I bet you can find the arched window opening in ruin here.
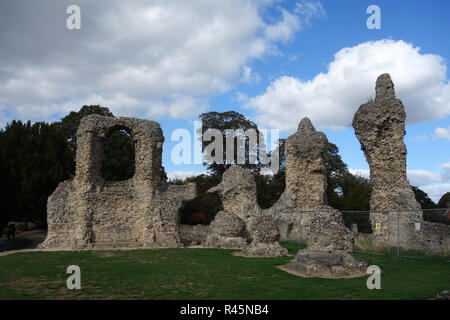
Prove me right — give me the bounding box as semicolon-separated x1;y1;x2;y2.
173;174;223;226
101;127;135;181
178;193;222;226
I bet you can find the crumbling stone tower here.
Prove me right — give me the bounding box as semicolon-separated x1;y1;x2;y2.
350;75;450;255
265;117;329;241
284;117;328;210
352;73;421;211
39;115;196;249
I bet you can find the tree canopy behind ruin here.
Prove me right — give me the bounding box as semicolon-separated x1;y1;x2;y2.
199;111;268;176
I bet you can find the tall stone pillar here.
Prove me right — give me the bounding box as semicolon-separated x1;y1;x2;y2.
352;73;420;211
284;117;329;211
265;117;329;242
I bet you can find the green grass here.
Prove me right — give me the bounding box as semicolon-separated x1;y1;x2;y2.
0;242;448;300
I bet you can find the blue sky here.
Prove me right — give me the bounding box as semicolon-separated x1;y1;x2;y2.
0;0;449;201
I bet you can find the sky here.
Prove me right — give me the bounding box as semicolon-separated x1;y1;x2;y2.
0;0;449;202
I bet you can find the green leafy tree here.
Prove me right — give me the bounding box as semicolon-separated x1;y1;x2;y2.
438;192;450;208
412;186;437;209
199;111;268;176
0;144;17;232
324;142;349;208
338;174;372;233
0;120;73;227
101;129;135;181
55;105;114;157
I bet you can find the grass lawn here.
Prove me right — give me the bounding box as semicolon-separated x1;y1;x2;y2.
0;242;448;300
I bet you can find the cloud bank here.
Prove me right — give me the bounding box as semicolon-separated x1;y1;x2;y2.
350;161;450;203
247;39;450;131
0;0;325;126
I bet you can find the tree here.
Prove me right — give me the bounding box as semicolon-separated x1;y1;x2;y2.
101;129;135;181
254;170;285;209
0;120;73;227
337;174;372;211
337;174;372;233
412;186;437;209
438;192;450;208
0;143;17;232
199;111;268;176
324;142;349;209
55;105;114;157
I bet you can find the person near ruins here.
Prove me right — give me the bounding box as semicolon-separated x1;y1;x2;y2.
7;221;16;239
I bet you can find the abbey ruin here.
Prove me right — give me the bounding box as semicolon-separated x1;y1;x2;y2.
39;115;197;249
39;73;449;271
352;74;449;255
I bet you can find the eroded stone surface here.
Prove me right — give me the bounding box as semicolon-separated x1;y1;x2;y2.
265;117;329;241
353;74;421;211
39;115;196;249
179;224;209;246
285;117;328;210
207;166;288;257
306;206;354;254
204;210;247;248
282;206;367;278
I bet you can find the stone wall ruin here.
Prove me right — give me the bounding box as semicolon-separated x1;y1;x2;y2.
206;165;288;257
39;115;196;249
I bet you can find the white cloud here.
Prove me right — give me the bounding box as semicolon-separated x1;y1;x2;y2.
435;126;450;140
349;169;370;179
241;66;261;84
0;0;324;125
167;171;207;181
407;170;443;186
295;0;326;25
441;161;450;181
350;163;450;202
264;7;302;42
263;1;325;43
350;168;444;186
420;184;450;203
247;39;450;132
407;134;431;143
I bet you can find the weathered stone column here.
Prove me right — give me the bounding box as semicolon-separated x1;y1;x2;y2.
265;117;329;242
352;73;420;211
284;117;328;210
